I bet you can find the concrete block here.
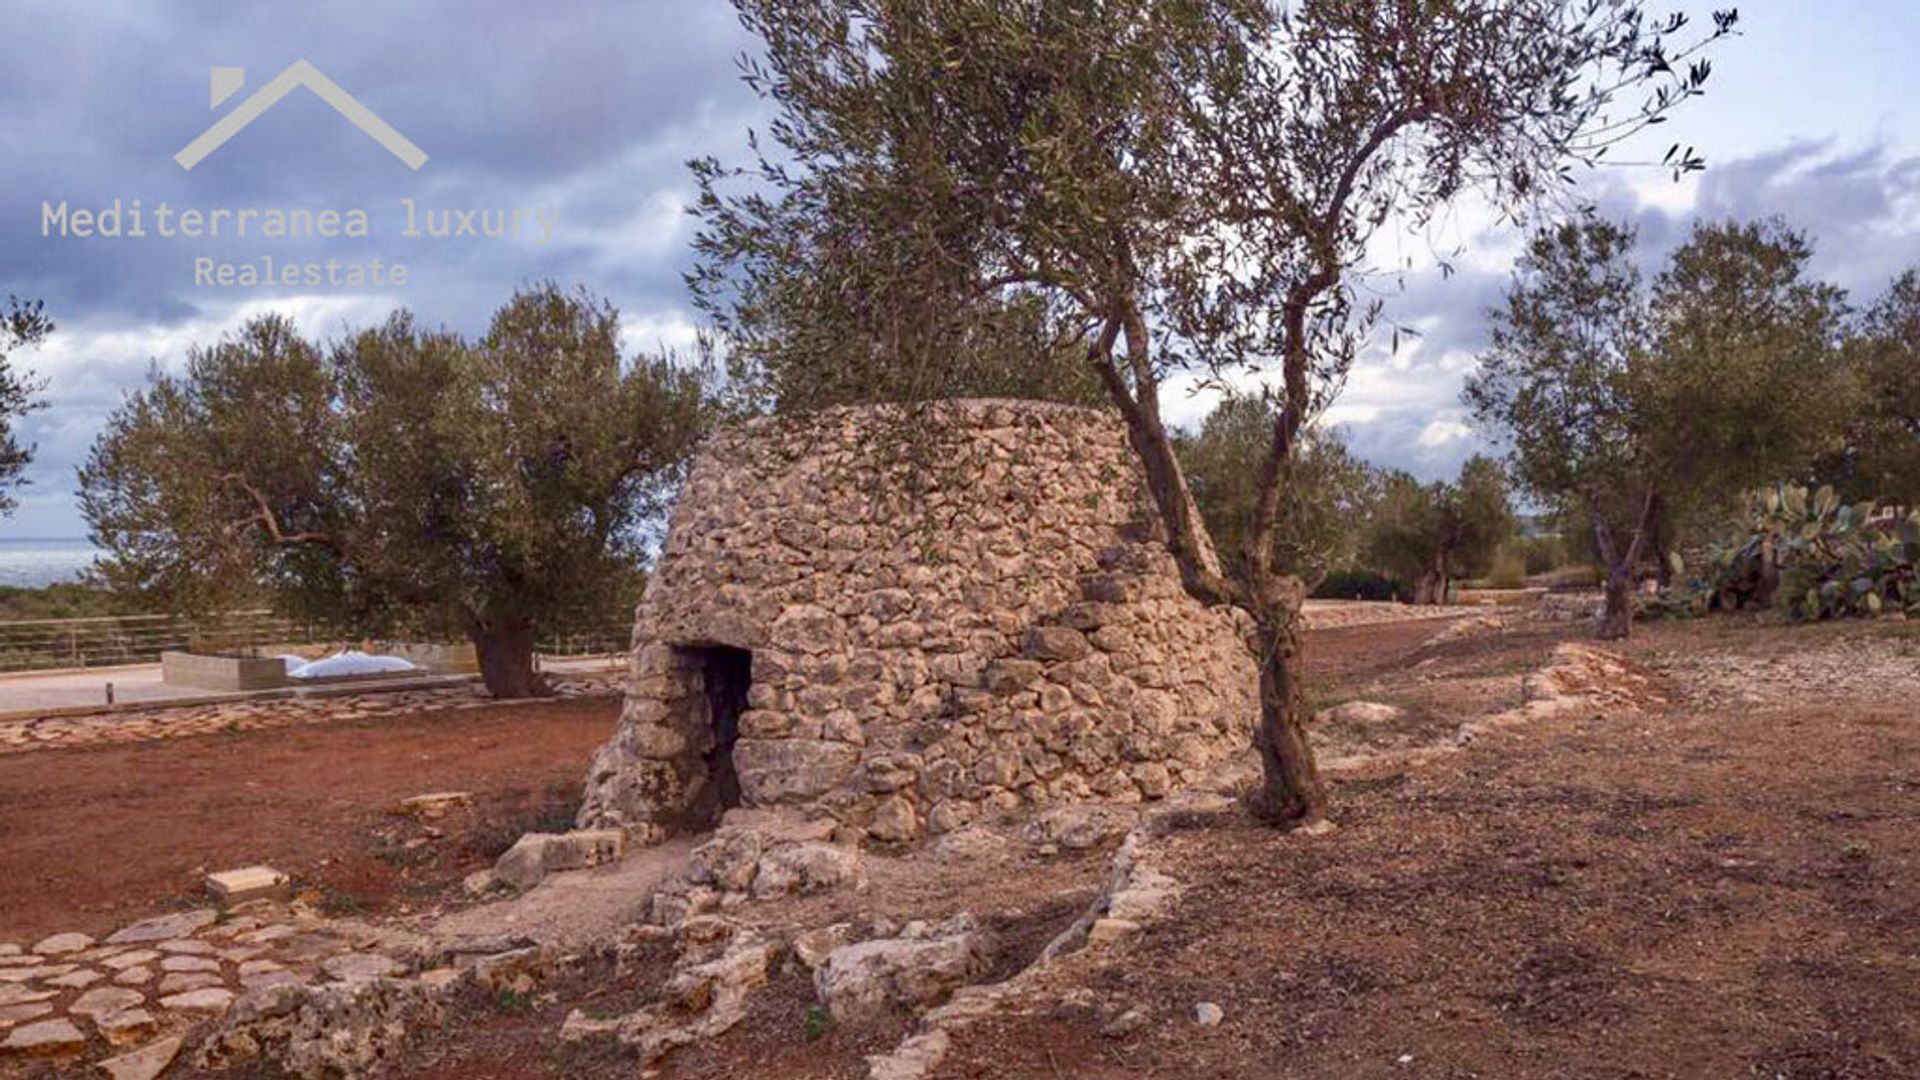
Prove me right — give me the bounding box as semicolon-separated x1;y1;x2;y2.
206;866;290;904
160;652;290;691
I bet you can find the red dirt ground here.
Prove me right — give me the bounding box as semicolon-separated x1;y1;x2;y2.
0;697;618;944
932;620;1920;1079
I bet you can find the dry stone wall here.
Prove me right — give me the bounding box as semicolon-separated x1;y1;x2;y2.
578;400;1257;845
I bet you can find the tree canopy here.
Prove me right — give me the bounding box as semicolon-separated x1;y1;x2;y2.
1364;455;1514;603
1639;217;1851;536
80;285;713;696
0;296;52;517
694;0;1734;823
1827;270;1920;510
1467;214;1848;637
1180;397;1379;589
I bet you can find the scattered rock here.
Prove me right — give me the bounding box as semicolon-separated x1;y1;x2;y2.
158;939;216;956
95;1008;161;1047
208;866;291;904
198;979;442;1079
396;791;473;817
43;968;103;988
113;967;153;987
1101;1006;1149;1038
491;829;625;891
815;916;989;1025
752;842;864;898
97;1035;182;1080
31;932;94;956
321;953;404;982
1314;701;1408;727
1194;1002;1224;1027
791;924;855;971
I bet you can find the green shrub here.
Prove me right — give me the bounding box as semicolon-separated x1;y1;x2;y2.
1669;483;1920;620
1510;535;1566;575
1313;568;1410;602
1485;549;1528;589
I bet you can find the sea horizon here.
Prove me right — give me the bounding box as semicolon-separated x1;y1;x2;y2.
0;536;100;588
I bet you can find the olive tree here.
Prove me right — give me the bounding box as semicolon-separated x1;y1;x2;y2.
81;286;711;696
1180;396;1380;590
692;0;1734;825
1468;216;1847;638
1829;270;1920;511
0;296;52;517
1365;455;1514;604
1640;218;1851;549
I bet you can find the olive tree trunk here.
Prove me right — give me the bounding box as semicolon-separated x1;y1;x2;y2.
1598;563;1635;639
1249;582;1326;823
1591;489;1658;641
1089;305;1328;829
469;617;551;699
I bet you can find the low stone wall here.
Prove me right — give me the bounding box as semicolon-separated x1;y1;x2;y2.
578;400;1259;846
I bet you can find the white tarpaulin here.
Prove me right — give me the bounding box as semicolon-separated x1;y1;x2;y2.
285;650;420;680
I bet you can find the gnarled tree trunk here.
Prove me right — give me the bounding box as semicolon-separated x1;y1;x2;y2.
1249;580;1327;825
1087;303;1327;828
1591;488;1658;642
1598;563;1635;639
469;616;551;699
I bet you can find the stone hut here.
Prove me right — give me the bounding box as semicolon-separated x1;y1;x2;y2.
577;400;1258;845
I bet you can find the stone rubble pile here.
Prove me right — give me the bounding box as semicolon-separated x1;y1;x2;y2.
0;898;557;1079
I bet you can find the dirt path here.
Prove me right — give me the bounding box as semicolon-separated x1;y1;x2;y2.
0;698;618;943
934;626;1920;1079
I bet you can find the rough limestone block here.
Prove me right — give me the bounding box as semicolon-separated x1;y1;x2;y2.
542;829;625;872
492;829;626;891
207;865;291;904
492;833;558;891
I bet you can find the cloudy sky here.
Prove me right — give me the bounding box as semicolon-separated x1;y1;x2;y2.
2;1;1915;539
